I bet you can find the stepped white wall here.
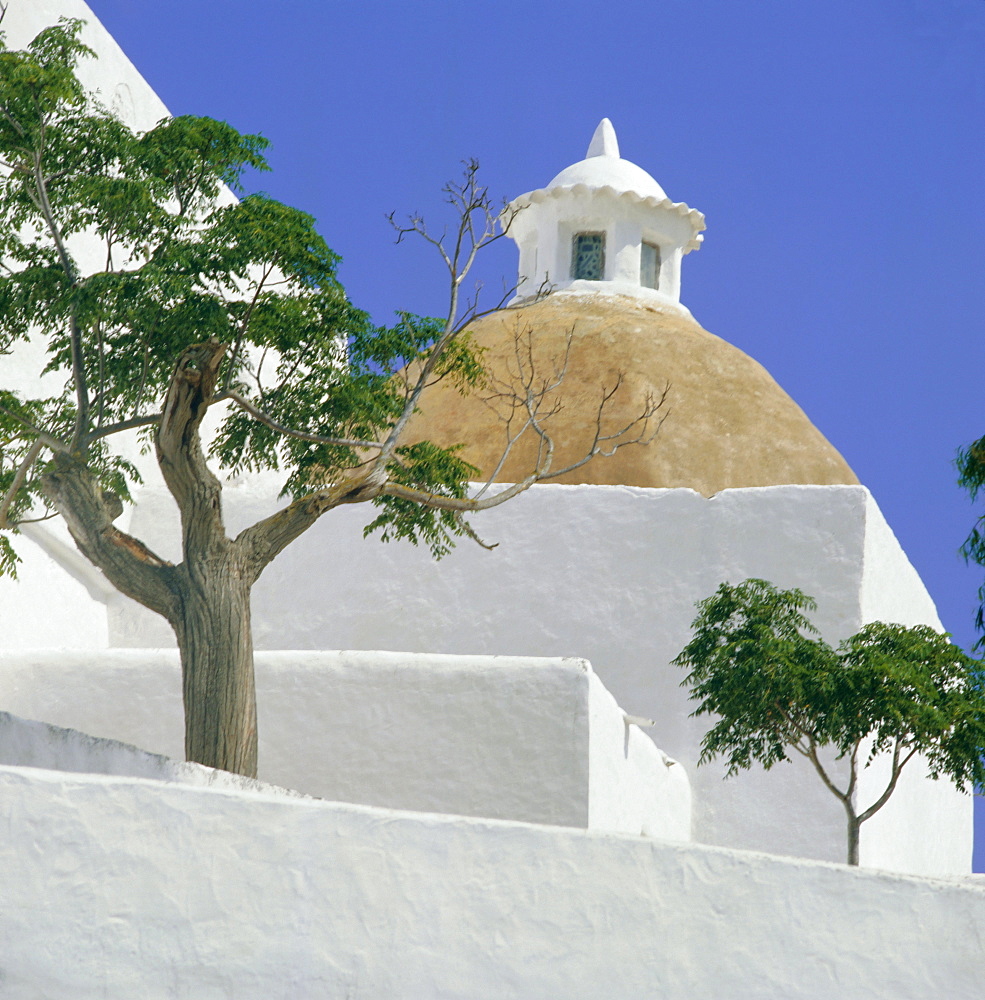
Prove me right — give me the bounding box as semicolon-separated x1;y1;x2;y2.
0;710;305;798
0;649;691;840
101;479;969;874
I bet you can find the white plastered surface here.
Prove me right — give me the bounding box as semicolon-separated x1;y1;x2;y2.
0;648;691;839
99;479;967;873
0;765;981;1000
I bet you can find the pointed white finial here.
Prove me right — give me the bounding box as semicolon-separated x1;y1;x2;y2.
586;118;619;159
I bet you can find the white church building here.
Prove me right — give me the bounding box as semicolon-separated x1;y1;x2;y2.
1;3;983;996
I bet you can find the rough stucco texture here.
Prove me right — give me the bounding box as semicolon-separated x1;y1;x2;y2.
0;766;982;1000
0;649;691;840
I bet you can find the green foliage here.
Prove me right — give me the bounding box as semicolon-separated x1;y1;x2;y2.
0;19;488;568
957;437;985;643
362;441;480;558
675;579;985;792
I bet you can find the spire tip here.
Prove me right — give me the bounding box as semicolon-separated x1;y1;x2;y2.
587;118;619;159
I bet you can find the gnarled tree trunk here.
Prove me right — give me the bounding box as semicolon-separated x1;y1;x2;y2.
174;551;257;776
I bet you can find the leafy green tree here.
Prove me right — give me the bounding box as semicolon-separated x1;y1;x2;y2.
0;22;658;776
674;578;985;865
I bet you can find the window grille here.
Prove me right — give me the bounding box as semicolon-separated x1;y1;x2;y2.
572;232;605;281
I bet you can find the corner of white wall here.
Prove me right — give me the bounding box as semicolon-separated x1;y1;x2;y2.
859;490;943;629
587;668;691;840
854;489;970;877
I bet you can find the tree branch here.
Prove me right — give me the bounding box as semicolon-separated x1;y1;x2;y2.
376;162;518;473
30;148;90;447
42;456;178;620
0;438;43;529
857;742;920;825
0;403;70;454
235;465;389;581
805;740;852;805
83;412;162;445
220;390;385;451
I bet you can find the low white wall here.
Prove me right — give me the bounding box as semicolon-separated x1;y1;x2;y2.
0;710;303;798
0;765;981;1000
0;649;690;838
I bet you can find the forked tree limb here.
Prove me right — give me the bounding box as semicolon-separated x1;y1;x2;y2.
156;339;228;560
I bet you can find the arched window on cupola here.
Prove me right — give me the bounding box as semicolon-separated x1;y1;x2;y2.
571;232;605;281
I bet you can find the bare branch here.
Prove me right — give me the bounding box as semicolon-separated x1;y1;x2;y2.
471;320;670;491
83;412;162;445
376;162;524;471
382;476;541;513
220;391;385;451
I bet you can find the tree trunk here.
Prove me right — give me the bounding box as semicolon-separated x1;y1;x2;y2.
845;806;861;866
173;558;258;778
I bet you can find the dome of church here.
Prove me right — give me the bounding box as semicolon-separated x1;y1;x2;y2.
406;295;858;496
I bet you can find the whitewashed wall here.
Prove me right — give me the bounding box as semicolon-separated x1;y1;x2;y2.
0;710;305;797
98;479;968;874
0;0;969;877
0;765;981;1000
0;523;109;649
0;648;691;840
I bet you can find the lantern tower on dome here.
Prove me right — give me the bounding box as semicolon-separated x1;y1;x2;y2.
507;119;705;308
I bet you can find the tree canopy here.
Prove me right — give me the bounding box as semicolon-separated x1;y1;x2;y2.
0;19;494;572
674;578;985;864
0;20;659;776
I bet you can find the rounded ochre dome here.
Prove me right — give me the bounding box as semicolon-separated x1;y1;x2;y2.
406;295;858;497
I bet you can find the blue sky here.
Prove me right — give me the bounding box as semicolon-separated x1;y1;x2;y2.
82;0;985;865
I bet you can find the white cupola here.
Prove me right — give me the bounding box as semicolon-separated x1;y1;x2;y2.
506;119;705;308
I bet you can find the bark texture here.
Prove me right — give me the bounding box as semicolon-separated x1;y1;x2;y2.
845;807;861;867
174;552;257;776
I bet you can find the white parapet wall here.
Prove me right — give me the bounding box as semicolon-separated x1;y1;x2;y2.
0;764;981;1000
0;648;691;841
2;481;969;874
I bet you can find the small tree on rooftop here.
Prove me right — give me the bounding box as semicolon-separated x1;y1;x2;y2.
0;20;663;777
674;578;985;865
